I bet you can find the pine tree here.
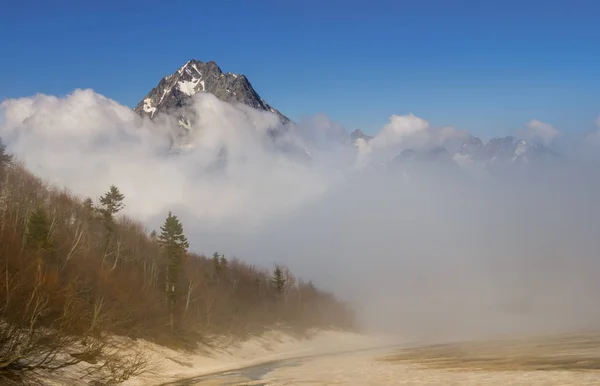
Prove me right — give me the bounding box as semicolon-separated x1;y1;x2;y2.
25;207;53;253
98;186;125;268
83;197;95;214
212;252;228;277
271;266;286;297
0;137;12;188
98;185;125;223
0;138;11;169
157;212;189;331
219;254;228;270
212;252;221;276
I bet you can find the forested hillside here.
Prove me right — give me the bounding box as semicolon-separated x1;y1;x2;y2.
0;139;354;384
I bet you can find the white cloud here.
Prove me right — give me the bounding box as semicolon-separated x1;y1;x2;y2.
0;89;334;229
427;125;471;152
520;119;560;146
355;113;430;167
356;114;469;166
371;113;430;148
3;90;600;340
292;114;348;146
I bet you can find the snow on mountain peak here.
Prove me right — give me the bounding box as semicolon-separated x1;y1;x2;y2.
515;140;530;157
134;59;289;123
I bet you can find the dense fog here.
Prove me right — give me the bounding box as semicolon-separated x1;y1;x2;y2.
2;89;600;341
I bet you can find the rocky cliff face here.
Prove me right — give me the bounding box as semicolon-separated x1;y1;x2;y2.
350;129;373;143
134;59;289;123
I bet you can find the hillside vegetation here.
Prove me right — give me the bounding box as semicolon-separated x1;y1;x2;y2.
0;139;354;384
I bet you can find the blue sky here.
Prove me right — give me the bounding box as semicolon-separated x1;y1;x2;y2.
1;0;599;137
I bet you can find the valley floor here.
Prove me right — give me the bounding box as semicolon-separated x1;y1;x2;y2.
176;332;600;386
41;330;600;385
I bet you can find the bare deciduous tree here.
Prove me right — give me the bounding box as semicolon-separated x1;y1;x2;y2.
0;152;355;383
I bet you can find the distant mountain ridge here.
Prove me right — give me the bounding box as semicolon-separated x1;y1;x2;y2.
134;59;561;174
387;136;562;178
454;135;561;169
353;129;560;171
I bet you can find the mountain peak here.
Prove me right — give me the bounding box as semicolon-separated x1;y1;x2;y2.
134;59;288;122
350;129;373;142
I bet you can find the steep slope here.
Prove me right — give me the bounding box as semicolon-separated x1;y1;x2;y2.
134;59;289;123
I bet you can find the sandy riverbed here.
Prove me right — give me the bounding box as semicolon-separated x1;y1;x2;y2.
258;332;600;385
43;330;600;385
42;329;394;385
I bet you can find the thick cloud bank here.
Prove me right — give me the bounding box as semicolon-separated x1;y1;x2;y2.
2;89;600;341
0;90;334;229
